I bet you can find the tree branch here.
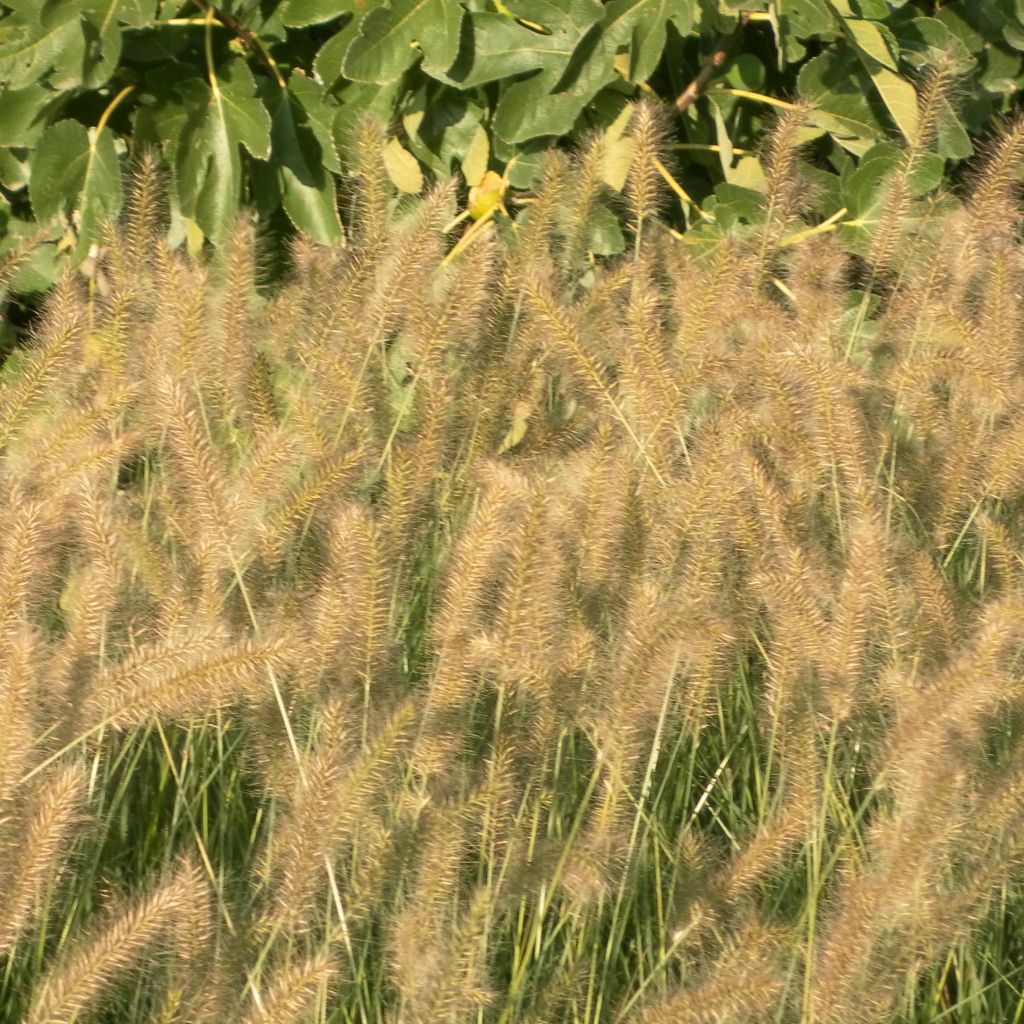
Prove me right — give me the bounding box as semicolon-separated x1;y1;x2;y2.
674;13;751;113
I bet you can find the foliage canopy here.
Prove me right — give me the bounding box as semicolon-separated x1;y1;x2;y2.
0;0;1021;314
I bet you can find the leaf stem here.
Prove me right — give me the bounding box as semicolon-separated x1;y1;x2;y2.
189;0;286;87
778;206;850;247
652;156;712;222
95;85;136;134
710;87;801;110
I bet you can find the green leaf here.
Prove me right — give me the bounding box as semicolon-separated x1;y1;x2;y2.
0;148;30;190
586;202;625;255
175;58;271;248
80;0;143;88
622;0;695;83
780;0;836;38
490;0;645;144
502;0;604;30
582;0;692;91
980;43;1022;95
261;79;345;245
29;118;122;261
117;0;158;29
343;0;463;84
30;121;89;221
865;65;918;145
0;4;82;88
283;0;369;27
0;83;52;146
401;86;485;175
933;97;972;161
331;78;404;169
844;18;898;71
896;17;976;73
850;142;944;199
494;68;613;143
710;182;766;230
312;14;364;86
287;74;342;175
440;12;573;89
798;45;889;146
851;0;887;18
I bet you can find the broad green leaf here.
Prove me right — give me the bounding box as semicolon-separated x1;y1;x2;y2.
0;5;82;88
798;45;889;144
851;142;944;199
287;74;342;173
586;201;625;255
933;97;972;161
4;234;62;293
601;135;634;190
0;148;30;190
116;0;158;29
175;58;271;247
844;18;897;71
866;65;918;145
401;86;484;175
343;0;463;84
490;0;646;144
494;69;612;143
313;14;364;85
80;0;142;87
710;182;766;230
623;0;696;83
29;121;88;220
502;0;604;31
1003;21;1024;49
331;78;403;168
0;83;52;146
780;0;836;40
261;79;344;245
503;144;550;188
981;44;1022;95
576;0;693;93
710;99;733;178
896;17;976;73
439;12;574;89
851;0;887;17
133;82;191;165
283;0;370;27
29;119;122;261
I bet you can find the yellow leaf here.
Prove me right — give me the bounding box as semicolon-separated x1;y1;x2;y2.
468;170;505;221
383;138;423;194
185;217;204;259
461;124;490;188
601;136;634;191
605;102;634;142
498;399;534;453
728;156;767;191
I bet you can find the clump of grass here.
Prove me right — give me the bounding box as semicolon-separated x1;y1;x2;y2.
2;104;1024;1024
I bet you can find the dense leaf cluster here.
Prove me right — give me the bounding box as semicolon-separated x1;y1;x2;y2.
0;1;1020;311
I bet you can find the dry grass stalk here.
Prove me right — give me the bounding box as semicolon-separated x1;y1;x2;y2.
3;116;1024;1024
